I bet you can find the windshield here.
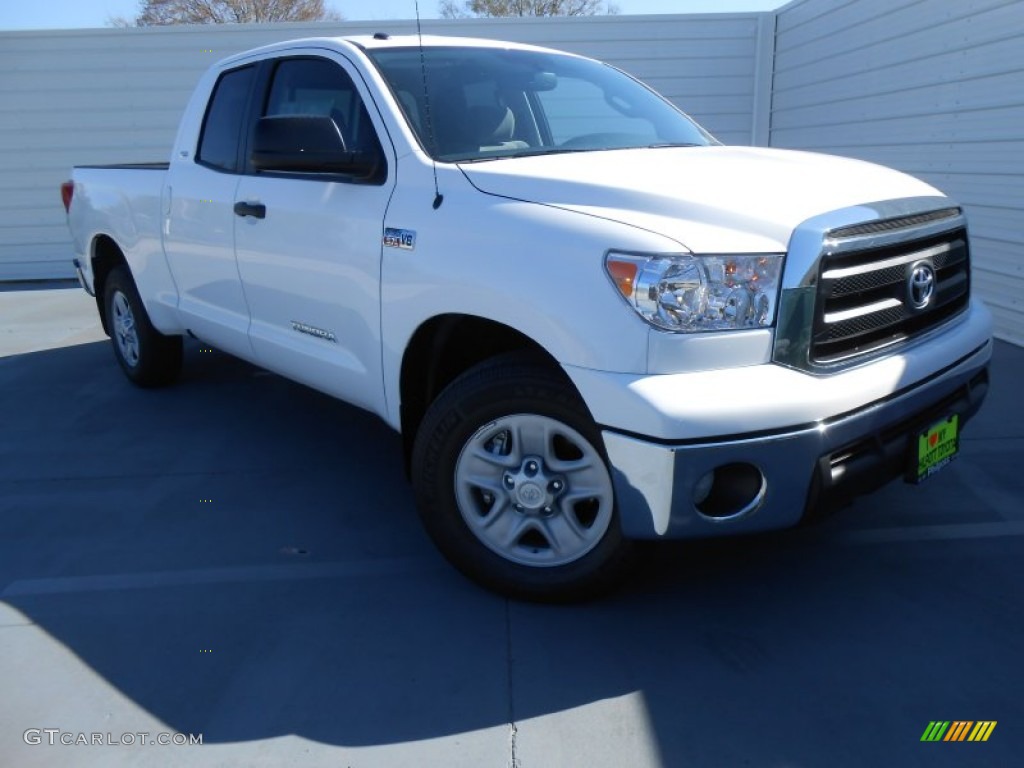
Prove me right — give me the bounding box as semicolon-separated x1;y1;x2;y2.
367;46;714;162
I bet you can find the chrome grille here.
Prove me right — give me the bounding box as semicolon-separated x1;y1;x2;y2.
810;227;970;364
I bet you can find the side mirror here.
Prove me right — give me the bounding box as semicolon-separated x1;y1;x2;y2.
251;115;377;176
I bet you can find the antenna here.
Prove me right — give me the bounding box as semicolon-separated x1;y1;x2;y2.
415;0;443;209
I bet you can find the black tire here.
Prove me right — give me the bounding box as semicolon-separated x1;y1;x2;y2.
411;356;635;602
103;266;182;387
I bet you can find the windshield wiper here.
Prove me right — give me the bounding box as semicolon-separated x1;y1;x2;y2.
458;147;591;163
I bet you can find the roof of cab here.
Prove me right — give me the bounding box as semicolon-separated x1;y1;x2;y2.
215;34;576;68
346;34;564;53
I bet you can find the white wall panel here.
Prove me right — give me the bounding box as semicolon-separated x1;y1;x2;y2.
771;0;1024;345
0;13;767;281
2;3;1019;345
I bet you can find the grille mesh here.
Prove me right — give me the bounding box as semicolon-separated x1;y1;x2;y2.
826;306;906;340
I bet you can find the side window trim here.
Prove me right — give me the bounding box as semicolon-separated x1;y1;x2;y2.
236;59;274;178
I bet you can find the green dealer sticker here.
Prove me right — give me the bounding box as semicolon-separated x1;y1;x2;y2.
915;414;960;483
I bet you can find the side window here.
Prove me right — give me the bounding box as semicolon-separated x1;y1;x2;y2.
264;57;384;172
196;66;255;172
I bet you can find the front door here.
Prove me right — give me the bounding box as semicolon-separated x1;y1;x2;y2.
233;55;394;415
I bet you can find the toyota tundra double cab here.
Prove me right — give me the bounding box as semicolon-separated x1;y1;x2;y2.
62;34;992;600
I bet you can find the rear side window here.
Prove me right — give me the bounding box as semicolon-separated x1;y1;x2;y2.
197;66;255;172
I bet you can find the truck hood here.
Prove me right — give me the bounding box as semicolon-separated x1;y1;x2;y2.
459;146;943;253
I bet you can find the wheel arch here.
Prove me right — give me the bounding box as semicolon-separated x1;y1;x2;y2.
91;234;129;336
398;314;585;472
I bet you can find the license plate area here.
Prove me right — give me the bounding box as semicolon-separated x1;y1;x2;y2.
908;413;959;484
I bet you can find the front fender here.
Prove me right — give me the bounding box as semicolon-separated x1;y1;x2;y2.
379;163;680;430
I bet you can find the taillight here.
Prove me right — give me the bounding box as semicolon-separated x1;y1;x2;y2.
61;181;74;213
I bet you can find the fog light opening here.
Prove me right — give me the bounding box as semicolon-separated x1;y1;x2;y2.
693;471;715;505
694;463;766;522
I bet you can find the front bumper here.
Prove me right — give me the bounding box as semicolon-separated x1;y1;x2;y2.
586;309;993;539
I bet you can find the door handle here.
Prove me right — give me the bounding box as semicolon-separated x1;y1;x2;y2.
233;201;266;219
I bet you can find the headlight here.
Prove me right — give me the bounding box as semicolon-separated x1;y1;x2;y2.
605;251;784;332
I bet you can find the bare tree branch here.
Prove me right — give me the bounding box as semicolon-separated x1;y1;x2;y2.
118;0;341;26
439;0;616;18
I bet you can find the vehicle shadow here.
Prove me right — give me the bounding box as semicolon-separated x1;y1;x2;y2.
1;338;1022;765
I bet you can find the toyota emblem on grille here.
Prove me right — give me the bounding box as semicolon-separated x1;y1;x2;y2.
908;263;936;310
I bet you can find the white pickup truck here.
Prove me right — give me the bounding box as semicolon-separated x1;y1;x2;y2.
63;34;992;600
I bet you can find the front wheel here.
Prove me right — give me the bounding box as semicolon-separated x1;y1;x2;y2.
411;357;634;601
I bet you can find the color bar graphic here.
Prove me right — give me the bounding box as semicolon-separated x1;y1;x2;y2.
944;721;972;741
921;720;996;742
921;721;949;741
968;722;997;742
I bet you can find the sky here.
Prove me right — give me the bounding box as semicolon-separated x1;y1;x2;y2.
0;0;786;30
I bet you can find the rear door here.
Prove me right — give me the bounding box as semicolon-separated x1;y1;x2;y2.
233;54;395;414
163;64;256;358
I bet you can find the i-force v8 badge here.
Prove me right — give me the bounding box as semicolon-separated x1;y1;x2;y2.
383;227;416;250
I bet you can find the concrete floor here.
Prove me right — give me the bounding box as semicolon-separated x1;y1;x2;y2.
1;284;1022;767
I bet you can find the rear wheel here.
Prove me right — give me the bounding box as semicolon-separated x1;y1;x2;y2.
412;356;634;601
104;266;182;387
